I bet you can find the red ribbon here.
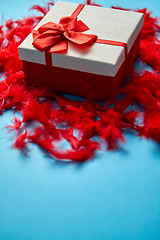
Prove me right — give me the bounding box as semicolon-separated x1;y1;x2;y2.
32;16;97;53
32;4;127;65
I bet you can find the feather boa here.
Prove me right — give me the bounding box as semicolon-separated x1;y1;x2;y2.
0;0;160;161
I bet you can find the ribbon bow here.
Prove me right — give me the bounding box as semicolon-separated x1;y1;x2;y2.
32;16;98;53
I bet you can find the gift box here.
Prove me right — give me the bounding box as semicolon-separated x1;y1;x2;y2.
18;1;144;101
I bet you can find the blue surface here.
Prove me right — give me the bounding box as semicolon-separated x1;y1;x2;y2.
1;1;160;240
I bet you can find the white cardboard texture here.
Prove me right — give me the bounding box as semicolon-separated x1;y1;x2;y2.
18;1;144;77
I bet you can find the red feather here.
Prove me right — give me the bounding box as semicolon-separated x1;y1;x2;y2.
0;0;160;161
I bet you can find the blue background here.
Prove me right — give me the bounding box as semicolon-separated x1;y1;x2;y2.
0;1;160;240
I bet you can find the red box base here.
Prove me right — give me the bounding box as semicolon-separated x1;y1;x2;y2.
22;33;140;101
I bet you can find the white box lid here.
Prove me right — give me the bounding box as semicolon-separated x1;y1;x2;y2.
18;1;144;77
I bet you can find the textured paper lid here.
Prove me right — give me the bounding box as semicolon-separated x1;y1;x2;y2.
18;1;144;77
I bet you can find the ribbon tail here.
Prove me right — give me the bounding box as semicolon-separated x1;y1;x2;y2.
59;16;77;25
64;31;97;45
72;20;89;32
48;40;68;53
